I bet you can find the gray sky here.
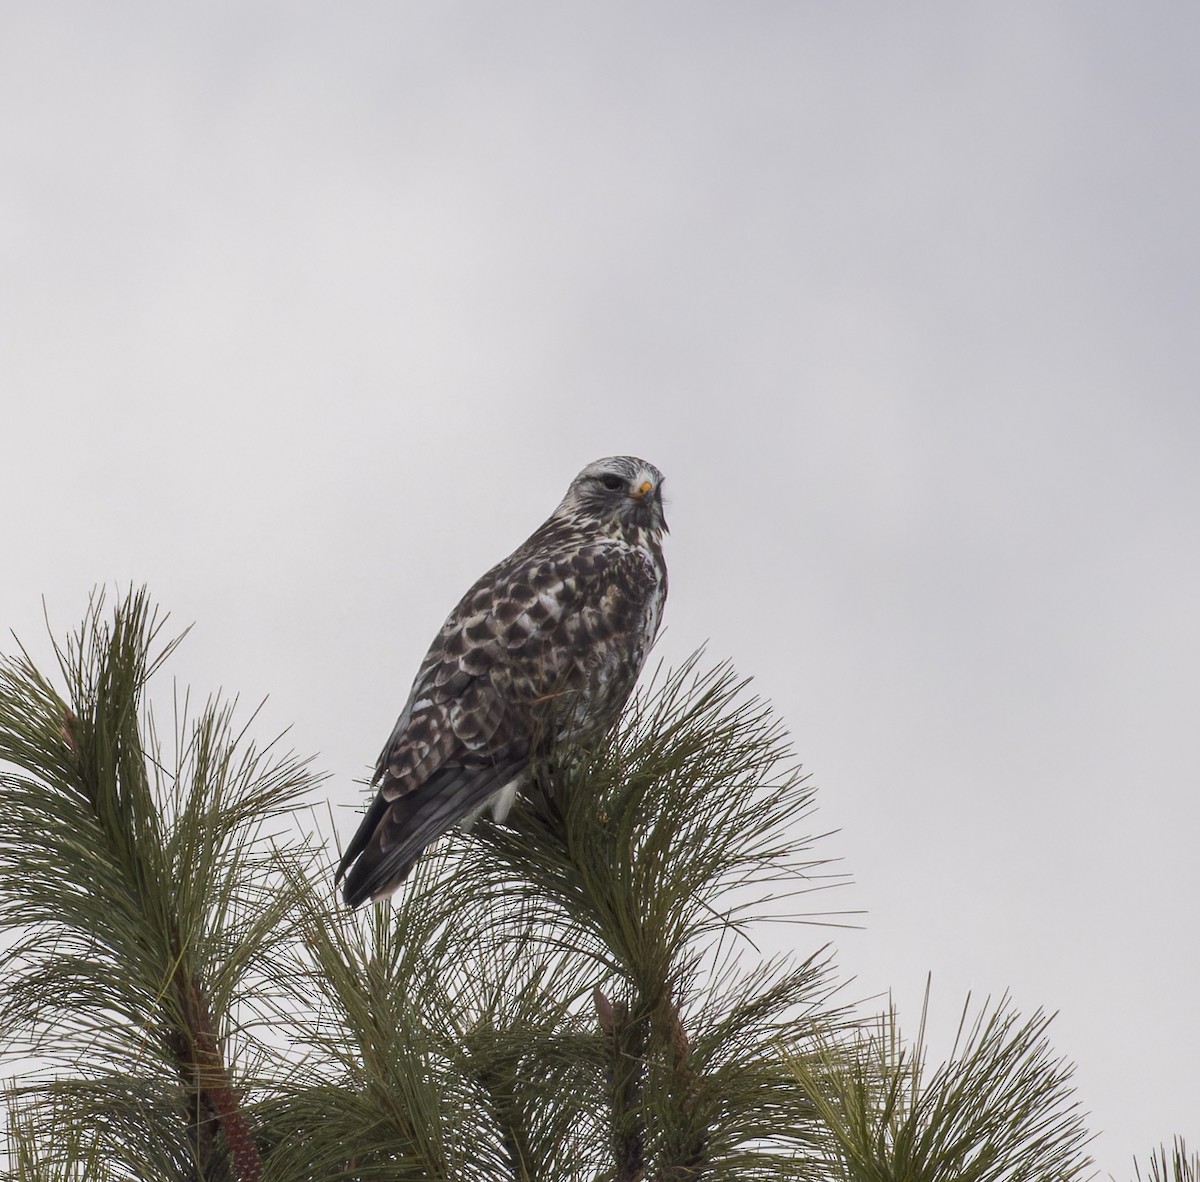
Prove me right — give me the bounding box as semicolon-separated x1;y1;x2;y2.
3;3;1197;1173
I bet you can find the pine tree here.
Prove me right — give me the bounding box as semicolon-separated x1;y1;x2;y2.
0;588;1148;1181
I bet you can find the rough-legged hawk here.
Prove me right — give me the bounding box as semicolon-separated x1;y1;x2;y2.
336;455;669;906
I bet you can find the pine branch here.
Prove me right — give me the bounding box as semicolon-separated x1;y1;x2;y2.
786;985;1095;1182
1134;1138;1198;1182
165;963;259;1182
254;860;493;1180
595;986;647;1182
455;656;843;1179
0;589;319;1180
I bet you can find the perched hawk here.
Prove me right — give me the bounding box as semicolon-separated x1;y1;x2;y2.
336;455;669;907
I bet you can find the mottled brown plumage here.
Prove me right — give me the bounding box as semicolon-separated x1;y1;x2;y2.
336;456;668;906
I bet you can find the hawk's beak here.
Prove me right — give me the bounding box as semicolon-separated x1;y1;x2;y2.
631;478;668;532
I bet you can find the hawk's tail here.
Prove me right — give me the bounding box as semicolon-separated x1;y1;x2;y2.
336;760;525;907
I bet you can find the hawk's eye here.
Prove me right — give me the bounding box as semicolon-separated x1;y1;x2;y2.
599;473;625;491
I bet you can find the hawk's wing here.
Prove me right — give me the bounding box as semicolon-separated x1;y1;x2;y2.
336;527;663;905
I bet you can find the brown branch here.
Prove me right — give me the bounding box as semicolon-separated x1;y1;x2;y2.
169;967;261;1182
476;1056;534;1182
596;985;647;1182
657;994;708;1182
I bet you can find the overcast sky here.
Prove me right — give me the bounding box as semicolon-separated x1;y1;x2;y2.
3;3;1197;1174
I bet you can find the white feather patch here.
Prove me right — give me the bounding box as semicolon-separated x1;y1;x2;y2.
457;772;525;830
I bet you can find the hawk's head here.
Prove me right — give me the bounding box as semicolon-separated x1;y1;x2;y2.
557;455;668;536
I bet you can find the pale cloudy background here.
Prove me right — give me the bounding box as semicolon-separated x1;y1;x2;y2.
2;3;1197;1174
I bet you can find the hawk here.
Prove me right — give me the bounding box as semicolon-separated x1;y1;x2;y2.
336;455;669;907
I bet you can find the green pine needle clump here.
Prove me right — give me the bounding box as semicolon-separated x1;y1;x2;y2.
786;983;1095;1182
0;590;320;1180
1135;1139;1198;1182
